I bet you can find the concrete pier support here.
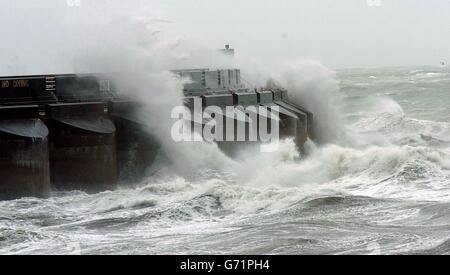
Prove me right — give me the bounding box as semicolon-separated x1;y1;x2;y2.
271;90;313;149
275;100;309;148
0;72;314;200
201;94;253;157
0;106;50;200
108;100;160;183
46;102;117;192
273;106;299;142
278;89;314;140
217;92;261;157
189;92;311;155
259;90;298;146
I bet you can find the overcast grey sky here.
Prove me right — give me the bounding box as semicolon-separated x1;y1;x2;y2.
0;0;449;74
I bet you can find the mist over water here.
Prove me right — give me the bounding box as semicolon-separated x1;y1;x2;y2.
273;61;348;145
1;3;450;255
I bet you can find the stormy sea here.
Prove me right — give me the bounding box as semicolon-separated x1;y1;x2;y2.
1;66;449;255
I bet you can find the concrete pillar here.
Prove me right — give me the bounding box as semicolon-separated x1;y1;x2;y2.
46;102;117;192
275;101;309;148
108;100;160;183
0;105;50;200
269;90;312;149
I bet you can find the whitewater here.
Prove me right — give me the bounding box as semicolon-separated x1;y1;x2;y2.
0;65;449;255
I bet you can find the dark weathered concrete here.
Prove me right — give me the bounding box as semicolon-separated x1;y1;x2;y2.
0;105;50;200
275;101;309;148
108;100;160;183
46;103;117;192
0;133;50;200
232;92;258;106
0;73;314;200
202;94;234;107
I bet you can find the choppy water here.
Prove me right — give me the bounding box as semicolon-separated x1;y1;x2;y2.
1;66;449;255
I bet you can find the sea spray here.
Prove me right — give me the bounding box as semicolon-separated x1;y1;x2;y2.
93;18;238;176
272;61;348;145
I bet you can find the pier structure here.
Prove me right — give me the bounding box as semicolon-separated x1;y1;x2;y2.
0;70;313;200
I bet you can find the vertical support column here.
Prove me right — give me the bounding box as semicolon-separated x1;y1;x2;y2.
108;100;160;183
271;90;311;149
46;102;117;192
0;105;50;200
